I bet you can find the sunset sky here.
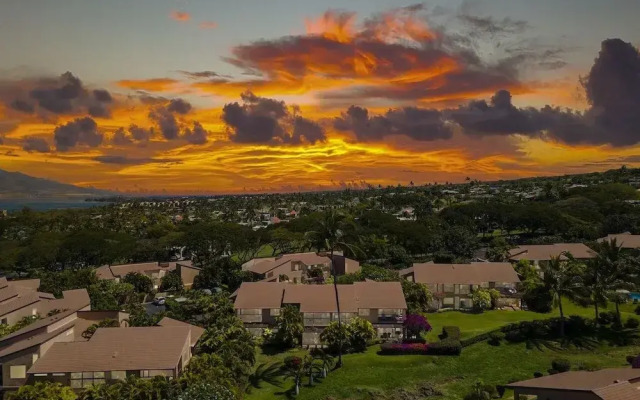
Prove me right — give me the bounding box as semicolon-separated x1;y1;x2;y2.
1;0;640;194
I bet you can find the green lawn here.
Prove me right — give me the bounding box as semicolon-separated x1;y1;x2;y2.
248;301;640;400
425;300;637;341
248;342;640;400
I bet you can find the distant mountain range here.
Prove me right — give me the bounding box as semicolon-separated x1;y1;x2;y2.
0;169;114;199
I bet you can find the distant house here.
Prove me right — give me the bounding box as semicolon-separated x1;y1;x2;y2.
400;262;520;309
505;368;640;400
0;294;108;394
96;261;201;290
233;281;406;345
27;325;197;389
241;252;360;283
0;277;90;326
599;232;640;249
508;243;596;266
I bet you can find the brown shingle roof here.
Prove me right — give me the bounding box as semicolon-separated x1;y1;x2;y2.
403;262;520;285
0;308;78;345
594;382;640;400
0;323;75;359
599;233;640;249
28;326;191;374
506;368;640;391
508;243;596;261
244;252;330;275
158;317;204;347
234;281;407;312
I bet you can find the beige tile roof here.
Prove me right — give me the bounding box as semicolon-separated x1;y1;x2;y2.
506;368;640;391
158;317;204;347
508;243;596;261
28;326;191;373
234;281;406;313
600;233;640;249
403;262;520;285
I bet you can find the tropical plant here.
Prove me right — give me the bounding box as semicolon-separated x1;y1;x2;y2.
81;318;120;339
305;210;360;367
9;382;77;400
470;288;492;311
320;320;349;354
121;271;153;294
541;254;583;336
245;362;284;393
159;270;183;292
401;280;433;314
274;305;303;348
177;383;235;400
347;317;376;352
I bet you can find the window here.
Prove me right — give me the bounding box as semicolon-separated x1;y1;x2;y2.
358;308;370;316
10;365;26;379
459;285;470;295
270;308;280;316
71;371;105;388
443;284;455;293
443;297;454;306
141;370;150;378
111;371;126;381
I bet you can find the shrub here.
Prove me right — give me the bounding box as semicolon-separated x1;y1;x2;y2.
575;361;599;371
403;337;427;344
379;342;429;355
626;355;638;365
283;356;302;371
533;371;544;378
439;326;461;340
404;314;432;338
625;317;640;329
635;305;640;315
426;339;462;355
522;285;553;313
551;358;571;373
348;317;376;352
598;311;616;325
470;289;492;311
320;321;349;354
488;331;505;346
547;369;559;375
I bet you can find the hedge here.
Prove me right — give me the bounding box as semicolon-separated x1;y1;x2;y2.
402;337;427;344
426;339;462;355
380;342;429;355
439;326;461;340
379;340;462;356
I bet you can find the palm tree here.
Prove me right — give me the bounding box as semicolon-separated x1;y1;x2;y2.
592;238;635;325
541;253;583;337
305;210;360;367
245;362;284;394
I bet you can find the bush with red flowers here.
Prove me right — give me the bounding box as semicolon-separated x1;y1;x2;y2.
379;342;429;355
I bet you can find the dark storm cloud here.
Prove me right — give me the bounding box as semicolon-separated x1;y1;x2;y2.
149;107;180;140
166;98;192;114
222;91;326;144
93;89;113;102
53;117;103;152
445;39;640;147
182;121;209;145
10;99;35;113
22;137;51;153
111;124;154;146
334;105;452;142
0;72;116;119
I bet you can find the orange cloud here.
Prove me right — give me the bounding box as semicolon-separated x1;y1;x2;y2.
170;10;190;22
116;78;179;92
199;21;218;30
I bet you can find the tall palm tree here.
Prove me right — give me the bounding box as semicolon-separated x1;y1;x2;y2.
541;253;583;337
594;238;635;324
305;211;359;367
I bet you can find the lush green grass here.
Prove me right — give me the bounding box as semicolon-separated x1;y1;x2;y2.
248;301;640;399
426;300;637;341
248;342;640;400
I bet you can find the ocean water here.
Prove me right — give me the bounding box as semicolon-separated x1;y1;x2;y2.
0;200;108;212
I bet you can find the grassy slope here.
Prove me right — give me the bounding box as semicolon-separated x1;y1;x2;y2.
248;301;640;399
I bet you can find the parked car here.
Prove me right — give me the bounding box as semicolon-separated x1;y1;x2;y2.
153;297;166;306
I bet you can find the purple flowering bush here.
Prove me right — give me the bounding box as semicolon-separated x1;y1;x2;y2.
404;314;432;338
